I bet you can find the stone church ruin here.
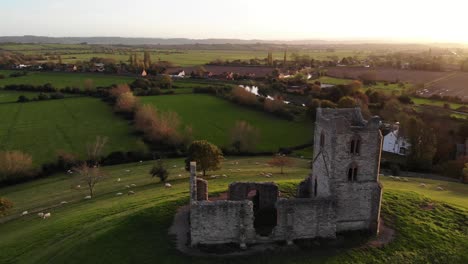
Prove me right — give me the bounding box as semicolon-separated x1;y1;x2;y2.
188;108;383;248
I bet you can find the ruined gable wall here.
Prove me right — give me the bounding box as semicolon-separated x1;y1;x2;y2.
274;198;336;240
228;182;278;209
190;200;255;245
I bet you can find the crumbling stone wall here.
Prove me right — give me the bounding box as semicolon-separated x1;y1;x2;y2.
190;200;255;246
196;178;208;201
274;198;336;241
228;182;278;209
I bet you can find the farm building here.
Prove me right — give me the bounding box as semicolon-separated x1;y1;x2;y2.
382;123;410;156
188;108;383;248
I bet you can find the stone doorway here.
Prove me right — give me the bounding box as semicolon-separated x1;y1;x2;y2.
248;189;277;236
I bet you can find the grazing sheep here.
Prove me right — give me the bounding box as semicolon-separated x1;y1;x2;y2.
165;183;172;188
60;201;68;204
128;191;135;195
419;183;426;188
178;174;182;177
76;185;81;189
222;174;227;178
173;165;177;168
125;169;131;172
43;213;51;219
37;212;44;218
210;175;218;179
255;162;260;165
437;186;444;191
117;178;121;182
139;160;143;163
84;195;92;199
389;176;395;179
403;178;409;182
125;185;130;188
395;177;401;181
21;211;28;216
237;169;241;171
265;175;271;178
130;184;136;187
116;192;123;196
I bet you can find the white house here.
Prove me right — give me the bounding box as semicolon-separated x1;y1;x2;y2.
170;70;185;78
382;124;411;156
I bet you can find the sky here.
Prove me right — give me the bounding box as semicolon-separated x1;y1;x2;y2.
0;0;467;43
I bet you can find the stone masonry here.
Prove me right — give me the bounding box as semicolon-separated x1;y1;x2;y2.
189;107;383;247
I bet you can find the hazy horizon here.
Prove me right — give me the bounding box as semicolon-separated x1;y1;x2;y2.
1;0;468;44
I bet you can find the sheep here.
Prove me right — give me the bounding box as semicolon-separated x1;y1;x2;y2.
84;195;92;199
255;162;260;165
125;185;130;188
139;160;143;163
21;211;28;216
76;185;81;189
173;165;177;168
210;175;218;179
125;169;131;173
130;184;136;187
395;176;401;181
403;178;409;182
437;186;444;191
178;174;182;177
419;183;426;188
116;192;123;196
43;213;51;219
389;176;395;179
222;174;227;178
128;191;135;195
37;212;44;218
117;178;121;182
165;183;172;188
60;201;68;204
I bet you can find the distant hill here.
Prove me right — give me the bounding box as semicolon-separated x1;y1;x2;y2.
0;35;335;45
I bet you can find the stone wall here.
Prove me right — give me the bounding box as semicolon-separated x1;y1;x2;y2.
274;198;336;240
196;178;208;201
228;182;278;210
190;200;255;246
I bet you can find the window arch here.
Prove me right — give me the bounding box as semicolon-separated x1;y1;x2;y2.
350;135;361;155
347;163;358;182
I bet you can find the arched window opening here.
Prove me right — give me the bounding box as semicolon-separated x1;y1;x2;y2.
347;164;358;182
350;136;361;155
320;132;325;149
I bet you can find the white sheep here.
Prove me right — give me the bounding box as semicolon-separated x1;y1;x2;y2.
165;183;172;188
419;183;426;188
84;195;92;199
117;178;121;182
403;178;409;182
116;192;123;196
139;160;143;163
130;184;136;187
437;186;444;191
395;177;401;181
76;185;81;189
60;201;68;204
128;191;135;195
389;176;395;179
21;211;28;216
173;165;177;168
38;212;44;218
222;174;227;178
125;185;130;188
125;169;131;172
43;213;51;219
178;174;182;177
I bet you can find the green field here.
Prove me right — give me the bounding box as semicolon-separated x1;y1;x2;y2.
140;94;313;151
411;97;467;109
0;97;143;165
0;70;135;89
1;43;372;67
0;157;466;263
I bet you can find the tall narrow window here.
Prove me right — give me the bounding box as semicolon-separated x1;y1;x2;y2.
314;178;318;197
350;136;361;155
347;163;358;182
320;132;325;149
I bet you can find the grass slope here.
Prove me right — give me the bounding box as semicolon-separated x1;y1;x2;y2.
0;97;143;165
0;157;466;263
0;70;135;89
140;94;313;152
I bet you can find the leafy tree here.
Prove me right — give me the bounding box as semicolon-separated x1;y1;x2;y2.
185;140;223;176
150;160;169;182
337;96;357;108
405;117;437;170
0;197;13;216
268;154;294;174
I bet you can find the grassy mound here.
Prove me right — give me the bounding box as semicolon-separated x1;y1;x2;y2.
0;97;143;164
0;157;466;263
140;94;313;152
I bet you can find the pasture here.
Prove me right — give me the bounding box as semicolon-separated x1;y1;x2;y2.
140;94;313;152
0;97;143;165
0;157;466;263
0;70;135;89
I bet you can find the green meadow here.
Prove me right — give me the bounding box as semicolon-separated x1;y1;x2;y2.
140;94;313;151
0;97;143;165
0;157;466;263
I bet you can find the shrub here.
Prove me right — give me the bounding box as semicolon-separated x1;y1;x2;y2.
231;86;258;106
0;151;35;184
0;197;14;216
337;96;357;108
114;92;138;113
17;95;29;103
150;160;169;182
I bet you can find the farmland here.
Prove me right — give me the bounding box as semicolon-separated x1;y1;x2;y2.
0;70;135;89
0;97;143;165
0;157;466;263
140;94;313;152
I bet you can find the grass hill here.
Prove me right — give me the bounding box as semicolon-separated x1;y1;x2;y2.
0;157;466;263
140;94;313;152
0;96;143;165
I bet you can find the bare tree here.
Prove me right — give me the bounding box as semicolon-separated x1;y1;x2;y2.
87;136;108;166
74;163;104;197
